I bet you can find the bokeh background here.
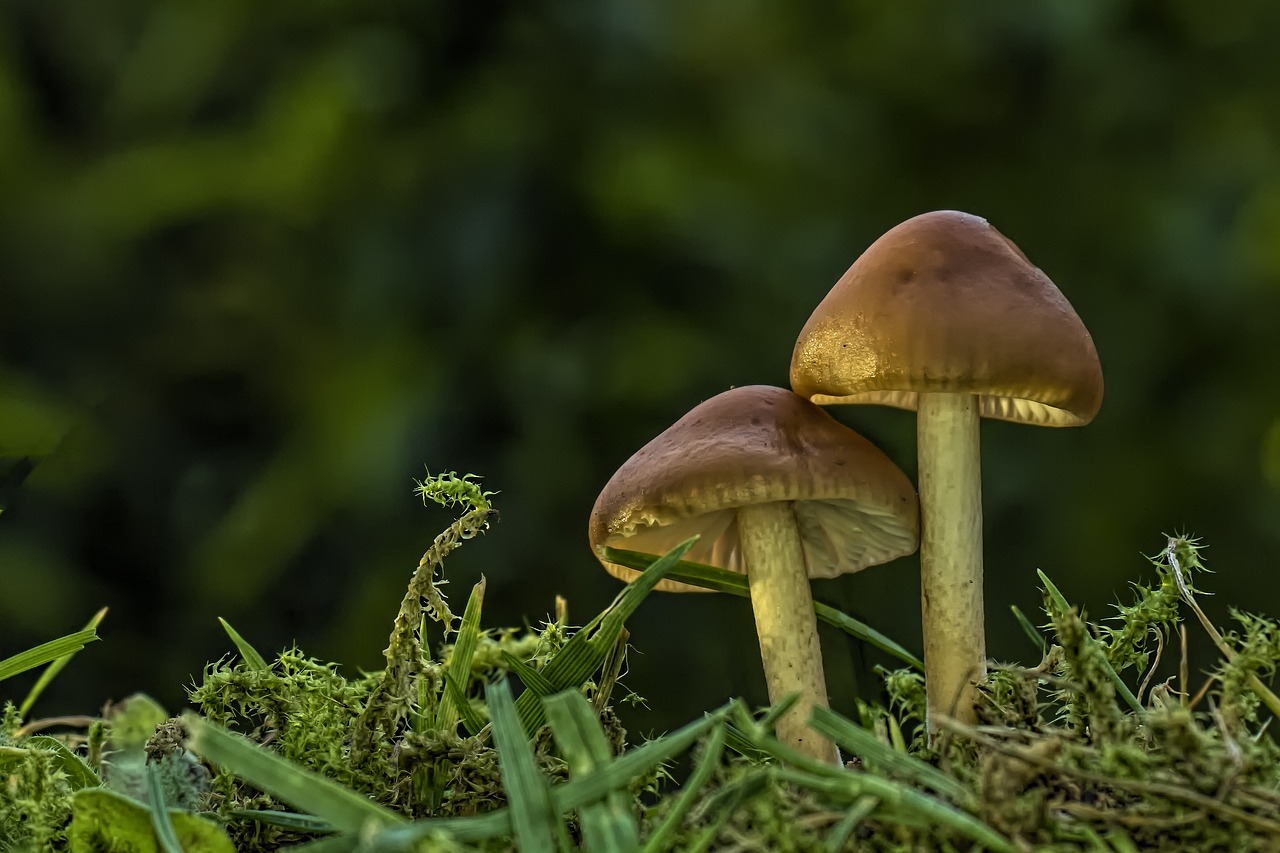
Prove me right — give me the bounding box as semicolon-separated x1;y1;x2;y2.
3;1;1280;738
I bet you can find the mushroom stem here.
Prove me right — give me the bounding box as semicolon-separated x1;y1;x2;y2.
917;392;986;733
737;501;840;764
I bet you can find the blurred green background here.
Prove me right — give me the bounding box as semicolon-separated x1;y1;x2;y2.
3;1;1279;737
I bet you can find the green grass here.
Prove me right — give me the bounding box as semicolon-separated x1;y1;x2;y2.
5;477;1280;851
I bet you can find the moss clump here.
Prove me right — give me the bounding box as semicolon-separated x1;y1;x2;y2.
639;537;1280;851
0;729;77;851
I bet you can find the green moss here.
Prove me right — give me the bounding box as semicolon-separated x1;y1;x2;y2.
9;490;1280;853
1;741;75;850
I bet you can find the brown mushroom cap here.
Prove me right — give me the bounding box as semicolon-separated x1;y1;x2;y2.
790;210;1103;426
589;385;920;592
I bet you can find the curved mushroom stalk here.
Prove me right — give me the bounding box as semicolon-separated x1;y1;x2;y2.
738;501;839;764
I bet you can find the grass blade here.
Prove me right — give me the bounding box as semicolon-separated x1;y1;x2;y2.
231;809;335;834
593;627;629;713
720;723;770;762
772;765;1014;852
0;628;99;684
183;714;403;834
1037;570;1144;715
807;706;969;805
367;812;512;849
443;671;486;736
486;678;558;853
280;836;359;853
555;704;728;812
146;764;185;853
544;690;640;853
640;724;726;853
502;651;558;697
218;617;270;671
754;691;801;738
812;602;922;670
514;539;693;735
684;772;767;853
1010;604;1047;656
824;795;878;853
436;577;486;731
602;547;922;670
20;608;107;716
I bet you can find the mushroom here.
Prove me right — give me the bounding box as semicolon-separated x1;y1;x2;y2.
790;210;1103;731
589;385;919;763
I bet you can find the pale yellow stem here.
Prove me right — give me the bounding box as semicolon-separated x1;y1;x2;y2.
918;392;986;733
738;501;840;764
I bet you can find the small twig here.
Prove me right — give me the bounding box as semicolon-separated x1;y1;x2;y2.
1056;800;1206;829
989;662;1078;691
1136;626;1165;706
1166;537;1280;719
1189;672;1216;710
1209;699;1245;801
1180;625;1189;707
967;724;1042;741
1231;781;1280;809
13;715;98;739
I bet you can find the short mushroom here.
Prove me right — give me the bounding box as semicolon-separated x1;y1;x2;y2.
790;210;1103;731
589;385;919;764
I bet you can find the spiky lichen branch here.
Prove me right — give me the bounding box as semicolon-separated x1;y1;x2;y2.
351;472;496;761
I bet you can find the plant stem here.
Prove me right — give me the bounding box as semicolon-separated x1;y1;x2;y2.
738;501;839;765
1167;541;1280;719
917;392;985;732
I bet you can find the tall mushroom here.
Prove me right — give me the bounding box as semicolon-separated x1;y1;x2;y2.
790;210;1103;732
589;385;919;764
